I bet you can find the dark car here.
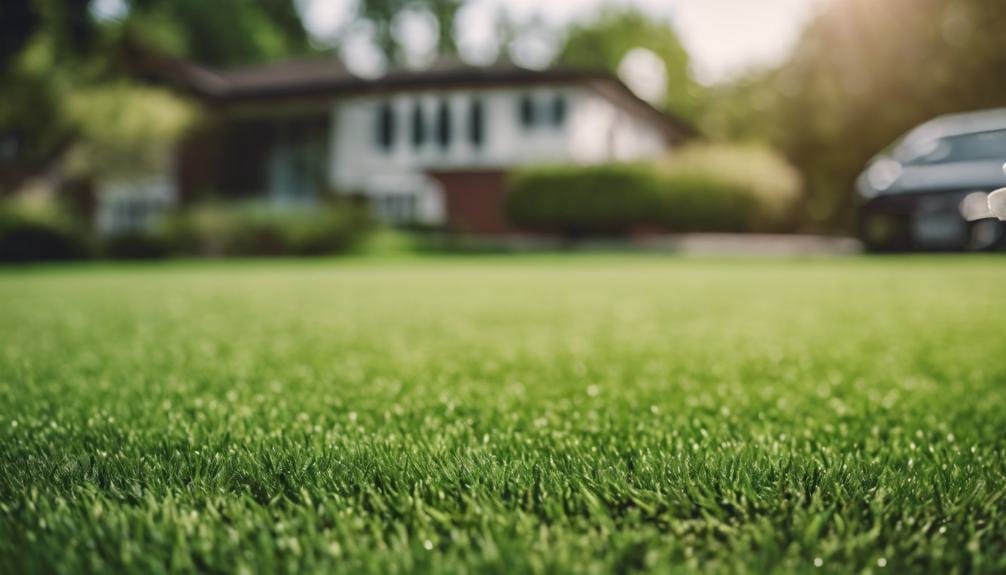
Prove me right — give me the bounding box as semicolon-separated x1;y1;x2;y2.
857;109;1006;251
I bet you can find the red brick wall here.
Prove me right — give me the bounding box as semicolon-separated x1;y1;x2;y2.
427;170;511;235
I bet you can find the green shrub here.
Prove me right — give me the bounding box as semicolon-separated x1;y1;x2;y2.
0;196;91;263
506;164;663;236
506;144;802;236
163;200;372;257
657;144;802;233
653;171;761;233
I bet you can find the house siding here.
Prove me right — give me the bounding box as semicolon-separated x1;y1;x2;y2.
329;84;671;228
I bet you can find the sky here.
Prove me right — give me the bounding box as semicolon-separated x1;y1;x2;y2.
301;0;833;84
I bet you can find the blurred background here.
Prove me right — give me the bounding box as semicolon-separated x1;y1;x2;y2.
2;0;1005;261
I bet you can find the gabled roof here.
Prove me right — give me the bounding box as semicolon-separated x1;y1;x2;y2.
136;55;697;141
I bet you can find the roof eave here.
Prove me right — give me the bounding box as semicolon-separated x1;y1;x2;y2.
172;61;699;141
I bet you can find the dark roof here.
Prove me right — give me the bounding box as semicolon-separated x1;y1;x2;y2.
151;57;696;140
203;58;353;97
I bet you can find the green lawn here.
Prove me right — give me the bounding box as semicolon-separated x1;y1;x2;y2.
1;256;1004;573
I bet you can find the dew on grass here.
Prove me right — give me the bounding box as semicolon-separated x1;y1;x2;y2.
2;257;1004;572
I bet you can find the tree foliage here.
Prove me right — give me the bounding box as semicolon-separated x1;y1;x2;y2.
63;82;197;179
713;0;1006;231
0;0;41;67
1;0;312;191
122;0;311;67
355;0;463;65
0;38;68;179
557;9;700;121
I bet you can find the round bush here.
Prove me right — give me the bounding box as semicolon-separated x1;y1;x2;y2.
656;144;803;233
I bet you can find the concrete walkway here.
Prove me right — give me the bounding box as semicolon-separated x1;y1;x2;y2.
437;233;863;256
632;233;863;256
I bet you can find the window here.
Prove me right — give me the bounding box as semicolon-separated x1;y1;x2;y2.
519;93;565;129
411;102;426;147
468;98;485;148
519;94;535;127
105;194;169;234
551;95;567;126
373;194;416;224
436;99;452;149
375;102;395;151
268;116;327;203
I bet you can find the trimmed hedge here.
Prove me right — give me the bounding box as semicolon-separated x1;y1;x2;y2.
506;164;663;237
658;144;802;233
0;195;372;262
161;200;372;257
506;144;802;236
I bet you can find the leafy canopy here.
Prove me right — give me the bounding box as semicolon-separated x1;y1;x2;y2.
558;9;701;120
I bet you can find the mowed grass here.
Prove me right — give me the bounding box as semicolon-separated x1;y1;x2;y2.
1;255;1004;574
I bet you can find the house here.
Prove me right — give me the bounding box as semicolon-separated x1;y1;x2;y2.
101;56;695;236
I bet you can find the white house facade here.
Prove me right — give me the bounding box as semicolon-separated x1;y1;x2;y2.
329;83;669;226
97;59;693;235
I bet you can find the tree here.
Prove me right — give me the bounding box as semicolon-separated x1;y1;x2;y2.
63;82;197;180
122;0;312;67
1;0;41;67
557;9;700;121
0;0;103;190
1;0;315;194
355;0;463;65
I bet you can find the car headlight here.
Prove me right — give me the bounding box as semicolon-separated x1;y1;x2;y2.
989;188;1006;221
960;191;992;221
862;158;902;197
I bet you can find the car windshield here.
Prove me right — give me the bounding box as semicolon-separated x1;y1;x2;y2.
900;129;1006;165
